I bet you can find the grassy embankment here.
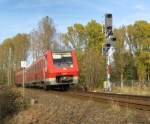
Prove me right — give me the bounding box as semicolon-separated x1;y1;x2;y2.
0;86;28;123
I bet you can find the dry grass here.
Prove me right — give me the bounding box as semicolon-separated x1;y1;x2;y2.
0;87;28;123
5;89;150;124
113;86;150;96
110;101;121;112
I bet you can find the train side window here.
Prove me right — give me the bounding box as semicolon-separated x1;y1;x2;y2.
35;65;36;72
37;64;38;71
39;63;40;70
41;60;43;69
42;59;43;68
41;60;42;68
36;64;37;71
34;65;35;72
43;59;44;68
41;61;42;69
44;57;47;68
37;63;39;71
39;62;40;70
41;61;43;69
40;62;41;70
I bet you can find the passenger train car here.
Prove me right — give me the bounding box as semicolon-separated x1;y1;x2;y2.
15;50;79;90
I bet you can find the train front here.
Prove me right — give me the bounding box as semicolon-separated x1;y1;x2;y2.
47;50;79;88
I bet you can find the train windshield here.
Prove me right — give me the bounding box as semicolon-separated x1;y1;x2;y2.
52;52;73;68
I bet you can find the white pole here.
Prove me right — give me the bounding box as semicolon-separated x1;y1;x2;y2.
7;67;9;86
59;33;62;50
7;48;11;86
21;61;26;97
23;68;25;97
107;49;111;91
10;48;11;86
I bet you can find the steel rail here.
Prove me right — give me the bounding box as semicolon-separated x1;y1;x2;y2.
69;91;150;111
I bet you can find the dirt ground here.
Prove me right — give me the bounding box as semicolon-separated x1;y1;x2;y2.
4;88;150;124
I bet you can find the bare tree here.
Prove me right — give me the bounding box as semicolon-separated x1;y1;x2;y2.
38;16;56;51
30;16;56;61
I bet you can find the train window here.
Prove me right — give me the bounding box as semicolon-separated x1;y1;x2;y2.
45;59;47;67
37;63;38;70
52;52;73;68
41;61;42;69
42;59;44;68
39;62;40;70
38;62;40;70
44;57;47;68
38;63;39;70
43;59;44;67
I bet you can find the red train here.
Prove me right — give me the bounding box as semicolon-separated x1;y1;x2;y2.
15;50;79;90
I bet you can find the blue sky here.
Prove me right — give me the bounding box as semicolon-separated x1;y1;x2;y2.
0;0;150;42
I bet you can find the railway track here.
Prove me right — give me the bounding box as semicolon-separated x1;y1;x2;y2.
18;87;150;111
68;91;150;111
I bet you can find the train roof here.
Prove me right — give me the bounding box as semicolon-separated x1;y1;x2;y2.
47;49;74;53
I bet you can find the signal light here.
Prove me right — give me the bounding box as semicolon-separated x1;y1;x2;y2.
107;26;112;30
110;36;116;42
108;35;116;41
106;14;112;18
102;43;111;55
105;14;113;37
106;43;111;48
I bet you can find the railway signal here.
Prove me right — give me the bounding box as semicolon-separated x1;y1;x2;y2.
103;13;116;91
105;13;113;37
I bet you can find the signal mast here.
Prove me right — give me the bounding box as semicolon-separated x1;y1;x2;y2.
103;13;116;91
